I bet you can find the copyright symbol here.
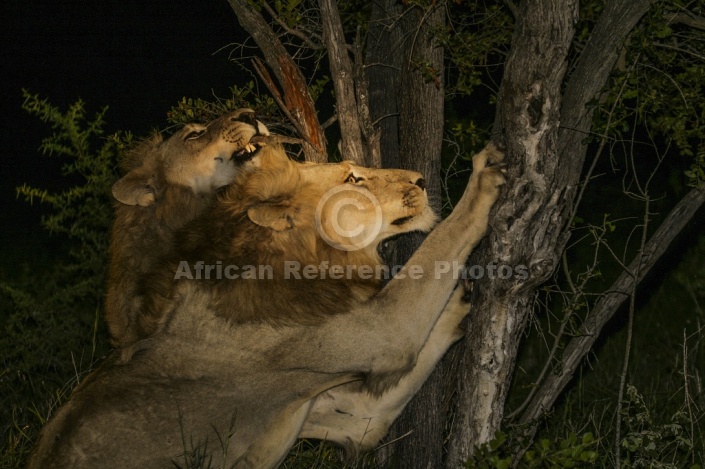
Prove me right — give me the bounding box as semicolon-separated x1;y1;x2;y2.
315;185;383;251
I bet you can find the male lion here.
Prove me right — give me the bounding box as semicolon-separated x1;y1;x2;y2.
28;142;505;468
105;108;268;347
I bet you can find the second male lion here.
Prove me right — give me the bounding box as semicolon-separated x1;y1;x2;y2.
105;109;268;347
29;142;505;468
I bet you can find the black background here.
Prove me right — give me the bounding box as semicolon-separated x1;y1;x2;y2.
1;0;249;255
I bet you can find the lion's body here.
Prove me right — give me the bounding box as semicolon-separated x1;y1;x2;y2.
105;109;268;347
28;143;505;468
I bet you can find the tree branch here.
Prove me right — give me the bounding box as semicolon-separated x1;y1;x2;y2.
354;29;381;168
319;0;365;165
558;0;657;185
226;0;327;162
251;58;320;153
667;11;705;31
518;185;705;425
260;0;324;50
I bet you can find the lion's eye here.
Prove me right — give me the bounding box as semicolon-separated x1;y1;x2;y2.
184;129;206;141
345;173;363;184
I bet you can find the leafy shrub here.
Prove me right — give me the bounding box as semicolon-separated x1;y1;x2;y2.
465;430;598;469
620;385;701;469
0;91;120;467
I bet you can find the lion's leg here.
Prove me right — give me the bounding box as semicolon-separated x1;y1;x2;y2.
234;401;313;469
299;281;473;455
299;143;504;384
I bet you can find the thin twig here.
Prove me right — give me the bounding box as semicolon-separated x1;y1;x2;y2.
570;53;641;222
260;0;324;50
682;330;696;466
614;194;649;467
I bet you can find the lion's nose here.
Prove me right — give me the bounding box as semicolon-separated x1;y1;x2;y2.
414;178;426;190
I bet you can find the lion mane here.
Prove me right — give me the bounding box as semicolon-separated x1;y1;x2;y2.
106;109;268;347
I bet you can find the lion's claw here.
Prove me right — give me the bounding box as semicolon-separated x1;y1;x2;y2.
460;277;474;303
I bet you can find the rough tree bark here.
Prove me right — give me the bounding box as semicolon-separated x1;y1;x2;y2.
445;3;580;463
447;0;658;465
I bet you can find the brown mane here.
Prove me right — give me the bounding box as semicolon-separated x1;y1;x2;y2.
136;144;384;339
106;139;217;347
105;110;268;347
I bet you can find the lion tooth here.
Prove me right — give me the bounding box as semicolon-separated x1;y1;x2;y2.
245;143;256;153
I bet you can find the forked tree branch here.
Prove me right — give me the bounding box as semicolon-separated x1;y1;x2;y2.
226;0;327;162
518;185;705;425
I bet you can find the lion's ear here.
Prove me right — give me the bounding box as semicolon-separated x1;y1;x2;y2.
247;204;295;231
112;170;156;207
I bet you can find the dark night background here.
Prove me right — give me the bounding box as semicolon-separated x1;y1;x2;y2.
1;0;249;263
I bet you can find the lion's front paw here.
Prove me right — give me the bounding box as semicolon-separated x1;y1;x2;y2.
472;141;506;173
478;162;507;201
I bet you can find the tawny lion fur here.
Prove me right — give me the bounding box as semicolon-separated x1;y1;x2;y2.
106;109;268;347
28;142;506;468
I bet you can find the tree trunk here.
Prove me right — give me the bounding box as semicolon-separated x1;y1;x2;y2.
365;0;403;169
447;0;657;465
319;0;365;165
396;4;445;210
379;4;446;468
447;1;579;464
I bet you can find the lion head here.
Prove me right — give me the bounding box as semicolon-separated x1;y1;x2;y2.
136;142;437;335
298;161;436;256
112;108;269;206
220;142;436;273
106;109;269;347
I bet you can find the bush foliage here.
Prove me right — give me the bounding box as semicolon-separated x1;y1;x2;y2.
1;91;120;466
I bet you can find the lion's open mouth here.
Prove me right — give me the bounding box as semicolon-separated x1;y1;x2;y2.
231;143;263;163
377;231;427;264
